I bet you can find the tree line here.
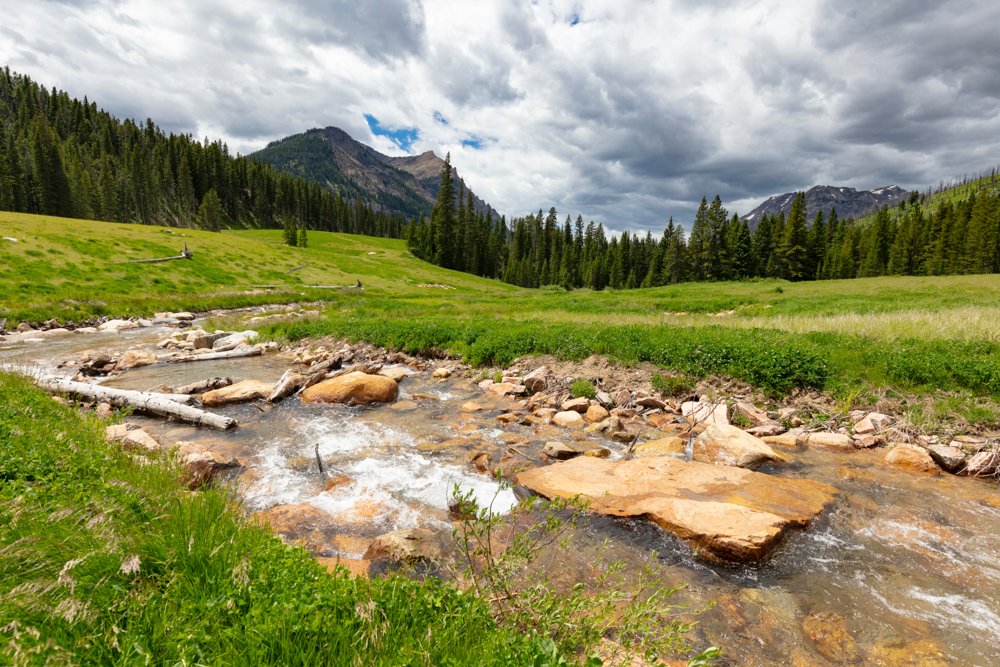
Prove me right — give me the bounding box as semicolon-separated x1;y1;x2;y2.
409;153;1000;287
0;68;408;238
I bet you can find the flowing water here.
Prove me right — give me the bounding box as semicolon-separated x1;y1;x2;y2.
4;324;1000;665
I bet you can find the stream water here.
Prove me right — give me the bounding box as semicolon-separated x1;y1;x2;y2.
3;323;1000;665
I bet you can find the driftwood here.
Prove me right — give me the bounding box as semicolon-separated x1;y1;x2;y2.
267;370;306;403
174;377;233;395
167;346;262;363
109;243;193;264
36;377;236;430
304;281;363;290
285;264;307;274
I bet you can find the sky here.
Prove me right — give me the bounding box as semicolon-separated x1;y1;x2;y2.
3;0;1000;233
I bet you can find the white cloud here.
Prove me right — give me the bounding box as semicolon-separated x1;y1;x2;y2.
3;0;999;232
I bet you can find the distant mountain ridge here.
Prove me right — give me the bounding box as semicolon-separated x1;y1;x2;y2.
249;127;494;220
741;184;910;226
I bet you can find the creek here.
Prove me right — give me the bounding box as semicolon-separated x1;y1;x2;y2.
3;321;999;665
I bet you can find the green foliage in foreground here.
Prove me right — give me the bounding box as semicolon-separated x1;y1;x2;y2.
570;379;597;400
0;372;557;665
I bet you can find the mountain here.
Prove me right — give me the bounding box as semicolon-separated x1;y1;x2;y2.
741;184;910;226
249;127;494;220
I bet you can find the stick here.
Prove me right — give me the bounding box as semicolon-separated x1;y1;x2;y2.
36;377;237;430
108;244;193;264
314;443;325;476
285;264;307;274
167;347;263;363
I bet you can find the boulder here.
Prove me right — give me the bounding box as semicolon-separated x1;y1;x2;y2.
212;330;258;352
106;424;161;453
560;397;591;413
800;432;855;450
682;401;729;426
301;372;398;405
114;350;158;372
541;441;598;460
883;444;941;474
487;382;526;397
432;367;452;379
201;380;274;407
693;423;787;468
584;404;610;423
762;431;802;448
632;436;687;459
522;366;549;393
16;322;34;333
255;502;332;535
595;390;614;408
516;456;838;563
190;331;228;349
362;528;442;563
636;395;667;409
853;412;893;435
732;401;772;427
962;449;1000;477
174;441;241;488
926;444;967;473
552;410;585;429
98;319;138;332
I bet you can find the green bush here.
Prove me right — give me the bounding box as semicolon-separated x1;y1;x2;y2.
652;372;696;397
571;378;597;399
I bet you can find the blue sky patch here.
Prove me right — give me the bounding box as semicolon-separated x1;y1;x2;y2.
364;113;419;152
433;111;448;125
461;135;485;150
569;12;580;26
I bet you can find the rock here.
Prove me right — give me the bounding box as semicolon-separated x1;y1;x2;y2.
301;372;399;405
584;447;611;458
323;473;353;492
255;502;332;535
522;366;549;393
950;435;989;454
362;528;442;563
266;370;307;403
174;441;241;488
460;401;485;412
800;432;855;450
560;397;591;413
853;412;893;435
16;322;34;333
681;401;729;426
486;382;526;397
584;404;610;423
926;444;967;473
552;411;585;429
379;367;410;383
108;425;160;453
113;350;158;372
432;367;452;379
633;436;687;458
516;456;838;563
853;434;885;449
94;402;114;418
171;312;196;321
693;424;787;468
97;319;138;332
595;390;614;408
533;407;557;421
636;395;667;409
316;556;370;579
541;441;600;460
732;401;771;426
190;331;228;349
802;612;859;663
866;638;948;667
746;421;786;437
962;448;1000;477
883;444;941;474
201;380;274;407
612;389;632;407
212;330;258;351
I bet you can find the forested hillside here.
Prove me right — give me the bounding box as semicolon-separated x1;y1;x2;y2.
0;69;407;238
410;156;1000;288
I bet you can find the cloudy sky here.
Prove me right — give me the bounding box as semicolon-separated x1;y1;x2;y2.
3;0;999;232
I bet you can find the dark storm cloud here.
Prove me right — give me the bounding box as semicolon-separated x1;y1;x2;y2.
279;0;426;61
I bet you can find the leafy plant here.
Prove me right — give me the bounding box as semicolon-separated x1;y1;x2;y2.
652;372;696;397
571;378;597;400
449;484;710;665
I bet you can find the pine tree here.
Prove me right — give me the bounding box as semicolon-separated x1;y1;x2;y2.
298;220;309;247
779;193;809;280
431;153;456;268
197;188;224;232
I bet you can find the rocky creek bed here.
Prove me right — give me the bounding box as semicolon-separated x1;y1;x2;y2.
3;308;1000;665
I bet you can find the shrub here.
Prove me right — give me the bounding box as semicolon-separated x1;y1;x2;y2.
571;378;597;399
652;372;696;397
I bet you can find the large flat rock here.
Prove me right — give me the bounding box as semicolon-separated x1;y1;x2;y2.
515;456;837;563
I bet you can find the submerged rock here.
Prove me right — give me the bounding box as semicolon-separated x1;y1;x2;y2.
883;444;941;474
632;436;687;459
301;372;398;405
515;456;837;563
693;423;787;468
113;349;158;372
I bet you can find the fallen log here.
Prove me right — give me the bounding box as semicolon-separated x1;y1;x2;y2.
36;377;237;430
167;346;263;363
108;244;194;264
285;264;307;274
267;370;306;403
174;377;233;395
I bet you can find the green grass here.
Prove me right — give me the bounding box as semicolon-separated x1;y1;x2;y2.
0;372;558;665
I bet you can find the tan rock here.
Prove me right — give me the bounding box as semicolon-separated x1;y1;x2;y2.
533;407;557;422
301;372;398;405
583;447;611;458
174;441;241;488
853;434;885;449
853;411;893;435
681;401;729;426
362;528;442;563
552;410;586;429
432;367;452;379
97;318;138;332
390;400;417;411
883;444;941;474
866;638;948;666
762;432;802;448
633;436;687;458
487;382;526;397
516;456;837;563
201;380;274;407
584;404;610;423
560;397;591;413
255;502;332;535
802;612;859;663
732;400;772;427
316;556;370;579
114;350;158;372
926;444;966;472
379;367;410;383
962;448;1000;476
461;401;485;412
323;473;353;492
522;366;549;393
693;423;787;468
123;428;161;453
800;432;855;450
636;395;667;409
